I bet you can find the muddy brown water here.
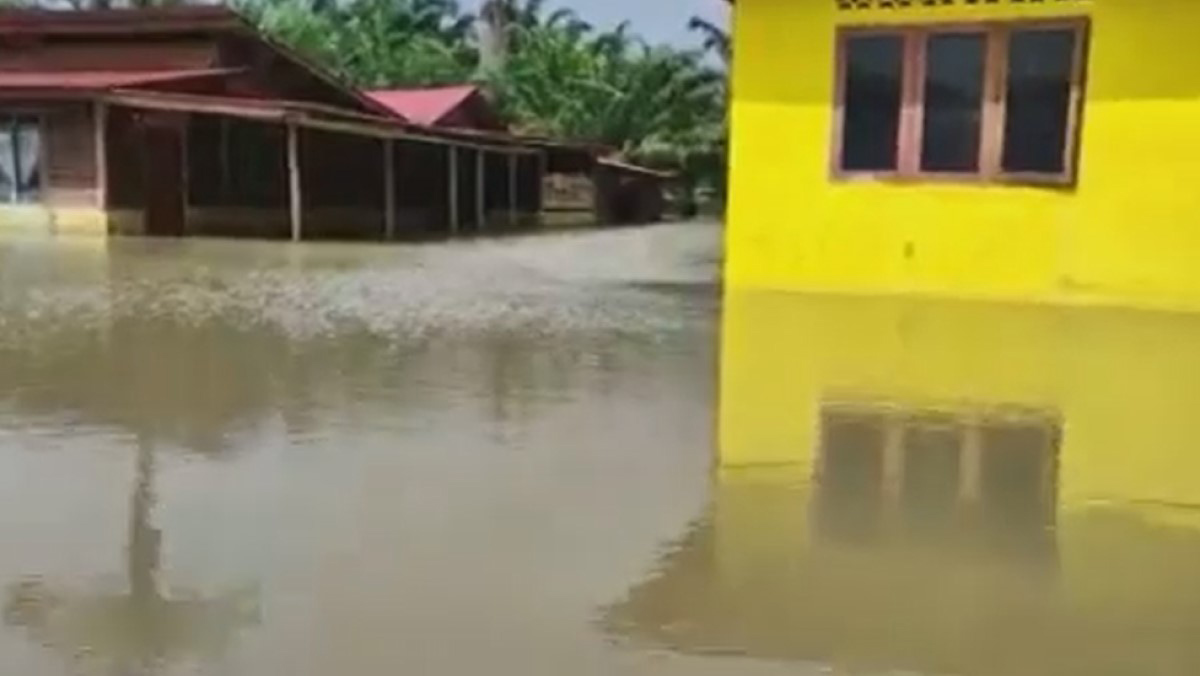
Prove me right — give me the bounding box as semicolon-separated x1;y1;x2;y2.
3;223;1200;676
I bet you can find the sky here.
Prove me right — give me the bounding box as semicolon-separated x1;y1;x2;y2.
463;0;730;49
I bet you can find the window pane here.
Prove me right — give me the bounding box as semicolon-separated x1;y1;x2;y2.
980;422;1055;537
14;117;40;202
817;410;885;542
901;417;963;531
1002;28;1078;174
841;34;904;172
921;33;985;172
0;119;13;204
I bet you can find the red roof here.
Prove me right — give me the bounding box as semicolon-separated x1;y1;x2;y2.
0;68;239;91
0;7;243;35
366;85;481;126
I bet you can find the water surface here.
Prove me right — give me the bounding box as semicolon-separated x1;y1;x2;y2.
0;225;735;676
6;224;1200;676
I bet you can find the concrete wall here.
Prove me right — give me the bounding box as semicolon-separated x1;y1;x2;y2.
727;0;1200;310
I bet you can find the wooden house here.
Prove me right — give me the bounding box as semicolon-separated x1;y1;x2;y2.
0;7;575;239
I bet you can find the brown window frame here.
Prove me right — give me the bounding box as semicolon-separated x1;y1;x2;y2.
830;18;1090;187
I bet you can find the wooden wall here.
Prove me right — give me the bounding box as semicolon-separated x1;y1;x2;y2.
41;103;98;207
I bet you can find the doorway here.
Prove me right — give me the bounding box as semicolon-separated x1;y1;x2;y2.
141;113;186;237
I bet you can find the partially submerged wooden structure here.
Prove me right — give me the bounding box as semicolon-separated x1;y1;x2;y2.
0;7;591;239
368;84;673;226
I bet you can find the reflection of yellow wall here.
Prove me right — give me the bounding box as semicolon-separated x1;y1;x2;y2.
727;0;1200;308
612;468;1200;674
719;292;1200;513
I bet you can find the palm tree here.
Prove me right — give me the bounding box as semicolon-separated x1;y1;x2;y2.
243;0;478;86
5;433;259;675
687;16;731;66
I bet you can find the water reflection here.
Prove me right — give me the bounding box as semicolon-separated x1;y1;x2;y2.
0;227;720;675
815;401;1059;558
5;433;258;674
607;291;1200;675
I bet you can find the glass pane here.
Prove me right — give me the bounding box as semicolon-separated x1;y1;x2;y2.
920;33;985;172
980;422;1055;537
0;119;13;204
840;34;904;172
817;410;885;542
14;116;40;202
901;417;963;530
1002;28;1078;174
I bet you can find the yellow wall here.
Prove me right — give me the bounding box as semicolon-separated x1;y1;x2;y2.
727;0;1200;309
719;291;1200;513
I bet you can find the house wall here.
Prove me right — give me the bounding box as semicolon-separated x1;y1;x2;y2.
718;291;1200;514
0;101;107;236
727;0;1200;309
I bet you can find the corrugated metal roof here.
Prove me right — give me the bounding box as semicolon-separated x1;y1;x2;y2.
0;68;241;91
0;7;242;36
366;85;480;126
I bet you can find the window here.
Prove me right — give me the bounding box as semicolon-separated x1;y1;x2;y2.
0;115;42;203
816;402;1060;548
833;20;1088;184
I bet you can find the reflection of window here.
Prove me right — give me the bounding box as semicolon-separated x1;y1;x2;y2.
816;403;1060;545
833;20;1087;184
0;115;42;204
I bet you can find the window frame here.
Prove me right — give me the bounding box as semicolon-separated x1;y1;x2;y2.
830;17;1090;187
0;111;47;205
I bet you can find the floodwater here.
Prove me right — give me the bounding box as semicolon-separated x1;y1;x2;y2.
4;223;1200;676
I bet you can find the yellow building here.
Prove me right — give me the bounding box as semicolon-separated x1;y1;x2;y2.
706;4;1200;667
725;0;1200;309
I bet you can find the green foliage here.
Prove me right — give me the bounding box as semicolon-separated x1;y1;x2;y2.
238;0;477;87
238;0;729;204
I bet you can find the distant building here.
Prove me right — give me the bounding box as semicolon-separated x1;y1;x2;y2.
367;84;672;226
724;0;1200;308
367;85;505;131
0;7;587;240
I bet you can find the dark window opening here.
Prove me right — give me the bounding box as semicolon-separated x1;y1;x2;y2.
818;411;886;542
920;33;986;172
980;423;1056;533
0;115;41;204
840;34;904;172
901;417;963;530
1002;28;1079;174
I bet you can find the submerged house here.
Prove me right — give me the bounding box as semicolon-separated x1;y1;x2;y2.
367;83;672;225
724;0;1200;308
0;7;579;239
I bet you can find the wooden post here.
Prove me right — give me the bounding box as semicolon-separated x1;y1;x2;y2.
536;150;547;215
218;117;230;202
383;138;396;240
881;415;905;505
94;101;108;209
287;122;302;242
448;145;459;236
960;420;983;505
507;153;518;226
475;149;486;231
